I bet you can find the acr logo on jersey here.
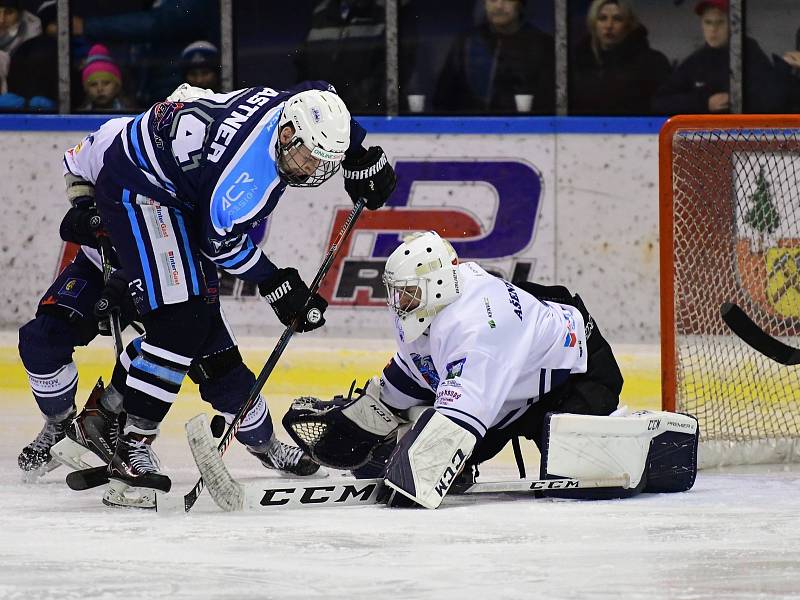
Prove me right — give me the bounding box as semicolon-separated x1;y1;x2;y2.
319;159;543;306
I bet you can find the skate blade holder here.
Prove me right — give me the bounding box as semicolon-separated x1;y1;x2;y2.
103;479;160;510
50;437;96;471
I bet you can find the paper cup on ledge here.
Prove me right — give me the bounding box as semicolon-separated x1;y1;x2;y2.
514;94;534;113
407;94;425;113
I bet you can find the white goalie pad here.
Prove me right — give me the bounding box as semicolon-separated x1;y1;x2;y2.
384;409;477;509
542;411;699;494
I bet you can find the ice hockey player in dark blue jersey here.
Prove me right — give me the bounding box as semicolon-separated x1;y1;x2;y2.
55;81;396;506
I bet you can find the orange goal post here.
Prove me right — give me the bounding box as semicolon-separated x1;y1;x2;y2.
659;115;800;468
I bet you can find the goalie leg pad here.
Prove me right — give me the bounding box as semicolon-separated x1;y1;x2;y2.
282;377;403;470
384;408;477;509
541;411;699;499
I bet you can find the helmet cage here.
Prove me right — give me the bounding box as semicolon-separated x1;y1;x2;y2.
384;275;428;319
276;136;343;188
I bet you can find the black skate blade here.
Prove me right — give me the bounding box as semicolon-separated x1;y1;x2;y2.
66;465;109;491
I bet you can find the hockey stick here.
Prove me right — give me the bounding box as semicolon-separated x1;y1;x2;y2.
184;414;631;511
53;236;129;476
720;302;800;366
97;235;125;357
157;199;367;513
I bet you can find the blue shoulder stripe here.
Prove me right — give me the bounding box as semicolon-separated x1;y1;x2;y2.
210;110;282;235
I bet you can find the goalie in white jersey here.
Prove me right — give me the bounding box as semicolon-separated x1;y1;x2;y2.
283;231;624;509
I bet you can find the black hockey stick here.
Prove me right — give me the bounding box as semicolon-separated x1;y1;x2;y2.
60;235;142;487
162;199;367;513
65;415;227;491
97;235;125;356
720;302;800;366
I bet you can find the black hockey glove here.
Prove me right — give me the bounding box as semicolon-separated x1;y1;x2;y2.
59;200;103;248
94;269;137;334
258;267;328;333
341;146;396;211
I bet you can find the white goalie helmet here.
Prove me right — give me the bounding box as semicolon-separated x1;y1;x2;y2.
382;231;462;342
277;89;350;187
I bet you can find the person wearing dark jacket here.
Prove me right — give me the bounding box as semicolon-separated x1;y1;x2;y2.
433;0;554;114
4;0;57;111
295;0;416;114
652;0;781;114
772;27;800;112
569;0;670;115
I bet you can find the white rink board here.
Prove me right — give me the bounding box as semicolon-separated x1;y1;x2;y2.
0;129;660;344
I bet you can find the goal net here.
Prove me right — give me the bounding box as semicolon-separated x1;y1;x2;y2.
660;115;800;468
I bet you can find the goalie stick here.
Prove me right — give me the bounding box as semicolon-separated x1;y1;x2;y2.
720;302;800;366
184;414;632;511
152;199;367;513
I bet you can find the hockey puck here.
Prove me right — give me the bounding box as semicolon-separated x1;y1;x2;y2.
307;308;323;324
210;414;226;438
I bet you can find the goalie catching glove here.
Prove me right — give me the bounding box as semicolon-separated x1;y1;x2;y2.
342;146;396;210
283;377;404;469
259;267;328;332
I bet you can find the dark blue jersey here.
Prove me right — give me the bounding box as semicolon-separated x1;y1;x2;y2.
98;81;366;282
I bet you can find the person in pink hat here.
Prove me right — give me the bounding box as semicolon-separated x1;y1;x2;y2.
78;44;134;112
653;0;780;114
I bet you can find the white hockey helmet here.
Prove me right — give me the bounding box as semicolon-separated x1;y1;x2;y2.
382;231;462;342
277;89;350;187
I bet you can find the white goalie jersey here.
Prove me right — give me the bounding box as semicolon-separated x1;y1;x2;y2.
380;262;589;439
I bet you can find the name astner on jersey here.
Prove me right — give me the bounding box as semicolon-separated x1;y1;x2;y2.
207;87;279;165
206;88;281;212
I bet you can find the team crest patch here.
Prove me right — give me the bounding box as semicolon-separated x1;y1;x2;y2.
411;353;439;389
58;278;87;298
445;357;466;380
310;106;322;123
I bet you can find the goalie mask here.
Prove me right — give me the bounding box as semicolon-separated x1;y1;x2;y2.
383;231;462;342
276;89;350;187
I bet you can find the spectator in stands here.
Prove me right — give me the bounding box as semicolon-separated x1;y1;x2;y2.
77;43;134;112
432;0;554;114
180;40;220;92
0;0;41;97
569;0;670;115
652;0;781;114
0;0;41;57
295;0;415;114
774;27;800;112
3;0;57;111
71;0;218;106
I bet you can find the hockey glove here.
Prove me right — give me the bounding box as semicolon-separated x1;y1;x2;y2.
258;267;328;333
94;269;137;334
341;146;396;210
59;201;103;248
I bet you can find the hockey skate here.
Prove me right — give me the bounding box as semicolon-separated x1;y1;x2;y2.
247;436;321;477
103;431;171;509
18;406;76;480
51;379;121;471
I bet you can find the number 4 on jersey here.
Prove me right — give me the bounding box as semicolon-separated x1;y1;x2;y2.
172;112;207;169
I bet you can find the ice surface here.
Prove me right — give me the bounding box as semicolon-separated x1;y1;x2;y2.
3;394;800;600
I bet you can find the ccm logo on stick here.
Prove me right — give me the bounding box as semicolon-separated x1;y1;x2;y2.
260;483;379;506
529;480;580;490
